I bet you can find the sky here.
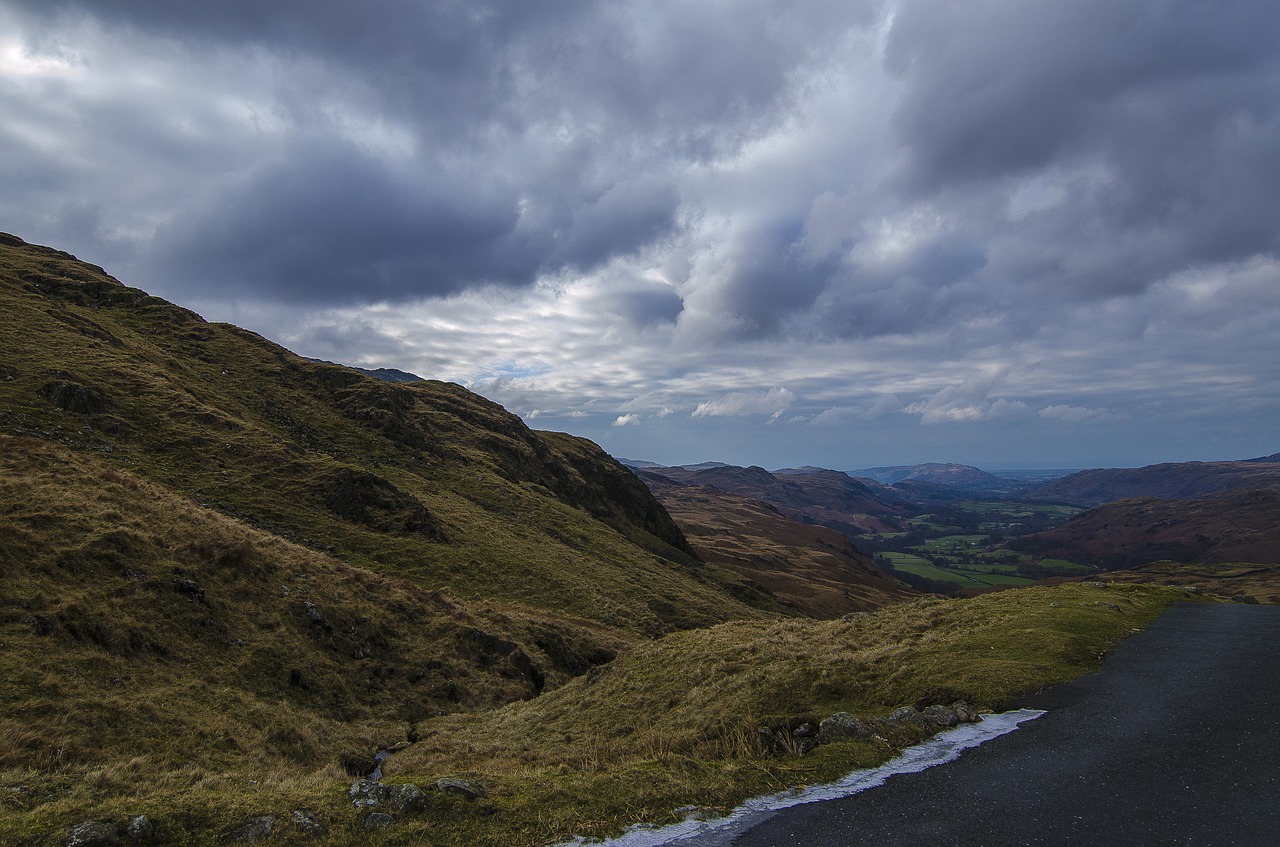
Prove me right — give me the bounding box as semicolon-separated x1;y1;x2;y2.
2;1;1278;471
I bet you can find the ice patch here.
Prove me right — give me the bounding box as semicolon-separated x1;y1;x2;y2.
557;708;1046;847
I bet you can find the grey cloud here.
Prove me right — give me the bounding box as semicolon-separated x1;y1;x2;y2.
151;141;530;303
885;0;1280;300
594;283;685;329
553;178;682;272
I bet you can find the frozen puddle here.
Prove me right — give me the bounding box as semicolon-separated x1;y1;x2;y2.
559;708;1046;847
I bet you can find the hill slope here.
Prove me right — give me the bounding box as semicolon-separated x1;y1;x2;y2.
1011;489;1280;569
1026;459;1280;507
0;232;769;636
640;464;910;536
640;474;917;617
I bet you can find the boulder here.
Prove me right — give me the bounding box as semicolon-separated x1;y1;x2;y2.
388;783;428;813
224;816;274;844
291;810;326;837
364;813;395;830
921;705;959;727
124;816;154;841
815;712;873;745
64;820;119;847
951;701;981;723
888;706;930;727
436;777;486;799
349;778;390;807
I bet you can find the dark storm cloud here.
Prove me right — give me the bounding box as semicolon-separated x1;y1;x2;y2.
885;0;1280;297
154;141;531;302
8;0;880;306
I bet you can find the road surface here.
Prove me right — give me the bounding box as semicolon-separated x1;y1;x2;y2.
719;602;1280;846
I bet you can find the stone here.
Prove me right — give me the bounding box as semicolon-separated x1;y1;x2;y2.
792;720;819;738
364;813;395;829
388;782;428;814
815;712;873;745
224;816;274;844
951;701;981;723
1083;581;1109;588
124;815;154;840
64;820;119;847
921;705;960;727
436;777;486;799
888;706;929;727
349;778;390;807
291;810;326;837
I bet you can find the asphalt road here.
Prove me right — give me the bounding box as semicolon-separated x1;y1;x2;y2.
721;602;1280;847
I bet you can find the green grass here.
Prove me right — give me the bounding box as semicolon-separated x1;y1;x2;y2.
916;535;989;551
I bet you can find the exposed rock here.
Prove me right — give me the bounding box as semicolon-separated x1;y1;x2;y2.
921;704;960;727
176;578;205;604
124;815;154;841
436;777;486;799
815;711;873;744
291;810;325;838
349;778;390;807
388;782;428;814
1083;581;1109;588
303;600;328;628
364;812;395;830
841;611;873;622
224;816;274;843
39;378;111;415
1095;601;1121;611
325;467;444;539
64;820;119;847
1233;593;1260;605
888;705;929;727
951;701;981;723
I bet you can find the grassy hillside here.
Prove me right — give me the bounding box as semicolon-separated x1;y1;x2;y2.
384;582;1190;847
1026;460;1280;507
642;476;917;617
0;233;773;635
1011;490;1280;569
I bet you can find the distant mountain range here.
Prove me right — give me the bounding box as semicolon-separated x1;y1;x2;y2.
1024;458;1280;507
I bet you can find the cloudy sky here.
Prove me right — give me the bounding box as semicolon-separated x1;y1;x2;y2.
3;1;1278;471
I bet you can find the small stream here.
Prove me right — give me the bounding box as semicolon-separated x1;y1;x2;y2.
558;708;1046;847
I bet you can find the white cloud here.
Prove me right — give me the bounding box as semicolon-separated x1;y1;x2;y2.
613;414;640;427
1038;404;1117;422
692;387;796;419
811;395;903;425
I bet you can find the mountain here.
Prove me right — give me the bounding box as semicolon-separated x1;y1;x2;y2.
849;465;1018;498
306;358;425;383
1010;489;1280;569
639;473;918;617
1025;459;1280;508
639;463;911;536
0;232;775;638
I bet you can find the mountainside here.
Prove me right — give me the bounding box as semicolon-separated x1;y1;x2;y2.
852;462;1007;490
0;232;771;636
640;474;918;617
639;464;910;536
1010;489;1280;569
1025;459;1280;507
